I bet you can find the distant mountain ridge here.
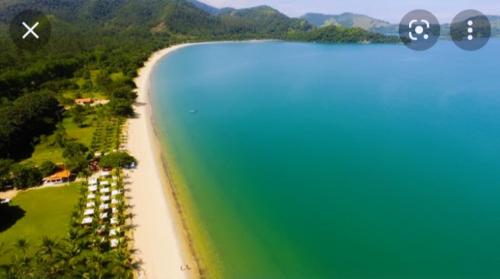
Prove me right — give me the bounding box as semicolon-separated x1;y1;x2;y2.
301;12;400;35
0;0;397;48
187;0;220;15
301;12;500;37
302;12;391;30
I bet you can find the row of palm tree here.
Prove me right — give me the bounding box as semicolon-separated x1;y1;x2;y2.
5;236;138;278
3;120;139;278
4;176;138;278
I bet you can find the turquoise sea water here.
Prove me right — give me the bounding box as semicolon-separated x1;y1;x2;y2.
152;41;500;279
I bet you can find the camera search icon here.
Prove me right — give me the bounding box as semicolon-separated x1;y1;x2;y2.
399;10;440;51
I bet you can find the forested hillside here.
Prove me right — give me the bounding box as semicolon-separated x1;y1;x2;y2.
0;0;396;159
286;25;399;43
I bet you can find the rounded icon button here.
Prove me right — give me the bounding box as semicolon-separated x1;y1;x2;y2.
451;10;491;51
399;10;440;51
9;10;51;51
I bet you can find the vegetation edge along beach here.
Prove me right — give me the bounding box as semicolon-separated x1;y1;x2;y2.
133;41;269;279
130;44;198;279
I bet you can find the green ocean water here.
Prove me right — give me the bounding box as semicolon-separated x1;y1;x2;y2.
151;41;500;279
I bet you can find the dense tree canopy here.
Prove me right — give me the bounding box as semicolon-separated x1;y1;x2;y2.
100;152;137;169
286;25;400;43
39;161;57;177
62;142;89;172
0;92;61;159
0;1;397;163
10;164;43;188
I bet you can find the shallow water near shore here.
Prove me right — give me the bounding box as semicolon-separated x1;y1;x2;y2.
151;41;500;279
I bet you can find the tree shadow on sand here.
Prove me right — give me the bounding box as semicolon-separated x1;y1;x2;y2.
0;204;25;232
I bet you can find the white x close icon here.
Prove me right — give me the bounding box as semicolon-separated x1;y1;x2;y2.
22;21;39;39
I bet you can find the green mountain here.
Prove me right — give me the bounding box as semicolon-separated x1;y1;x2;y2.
302;12;500;37
302;12;391;30
187;0;220;15
218;5;311;34
0;0;396;102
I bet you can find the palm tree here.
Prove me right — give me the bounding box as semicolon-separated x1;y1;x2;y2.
108;252;133;278
8;239;31;278
0;241;6;256
39;236;56;259
15;239;29;260
86;251;105;279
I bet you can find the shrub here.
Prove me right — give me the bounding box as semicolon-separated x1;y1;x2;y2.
63;143;89;172
100;152;136;169
39;161;57;177
11;164;42;188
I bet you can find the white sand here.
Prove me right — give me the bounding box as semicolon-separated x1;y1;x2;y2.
128;40;269;278
128;44;196;279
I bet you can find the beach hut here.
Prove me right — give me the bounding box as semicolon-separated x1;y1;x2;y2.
110;238;119;248
111;198;119;204
86;201;95;208
100;187;110;193
100;181;110;186
88;177;98;185
100;171;111;178
84;209;94;216
81;217;93;224
87;193;96;199
100;212;109;219
101;195;110;202
99;203;110;210
43;169;71;185
88;185;98;192
111;189;121;196
110;217;118;225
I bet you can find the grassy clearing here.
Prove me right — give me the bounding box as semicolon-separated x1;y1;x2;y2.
90;117;124;153
110;72;127;83
0;183;81;265
24;117;96;165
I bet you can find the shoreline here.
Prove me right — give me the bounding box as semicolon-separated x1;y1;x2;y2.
129;43;199;279
129;40;273;278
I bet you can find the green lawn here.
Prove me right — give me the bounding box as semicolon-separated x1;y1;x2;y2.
110;71;127;83
25;117;96;165
0;183;81;265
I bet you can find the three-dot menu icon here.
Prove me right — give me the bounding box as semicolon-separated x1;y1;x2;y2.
467;20;474;41
450;10;491;51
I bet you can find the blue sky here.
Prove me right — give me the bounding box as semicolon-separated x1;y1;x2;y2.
202;0;500;23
